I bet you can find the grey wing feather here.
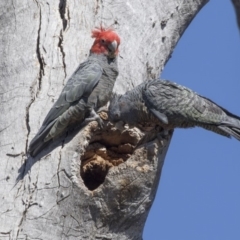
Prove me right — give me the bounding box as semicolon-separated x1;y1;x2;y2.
41;61;102;129
29;60;103;156
143;79;240;140
143;80;226;125
142;80;184;123
149;108;168;124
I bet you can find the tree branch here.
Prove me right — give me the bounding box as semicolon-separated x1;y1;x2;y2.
0;0;208;238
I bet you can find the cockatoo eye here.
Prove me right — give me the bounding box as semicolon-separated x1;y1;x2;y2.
101;39;105;43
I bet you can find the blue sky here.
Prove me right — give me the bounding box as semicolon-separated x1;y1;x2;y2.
143;0;240;239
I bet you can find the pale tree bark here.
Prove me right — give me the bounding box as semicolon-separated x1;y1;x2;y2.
0;0;208;239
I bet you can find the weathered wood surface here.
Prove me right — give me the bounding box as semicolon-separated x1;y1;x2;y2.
0;0;208;239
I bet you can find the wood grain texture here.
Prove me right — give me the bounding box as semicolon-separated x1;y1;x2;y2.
0;0;208;239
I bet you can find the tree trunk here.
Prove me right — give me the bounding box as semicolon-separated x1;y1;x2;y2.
0;0;208;239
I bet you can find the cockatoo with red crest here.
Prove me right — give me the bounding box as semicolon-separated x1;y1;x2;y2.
29;27;120;157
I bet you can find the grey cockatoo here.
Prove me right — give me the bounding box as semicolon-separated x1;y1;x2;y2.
29;27;121;157
109;79;240;140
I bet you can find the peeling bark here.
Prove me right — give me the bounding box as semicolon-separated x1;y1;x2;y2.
0;0;208;239
58;30;67;78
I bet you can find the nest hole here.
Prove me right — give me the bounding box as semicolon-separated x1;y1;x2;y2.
80;126;139;190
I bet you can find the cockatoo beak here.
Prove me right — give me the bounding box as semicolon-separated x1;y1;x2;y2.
108;40;118;53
